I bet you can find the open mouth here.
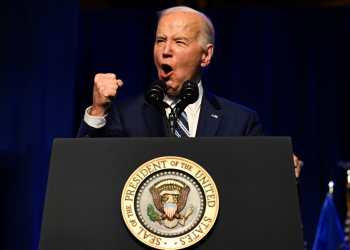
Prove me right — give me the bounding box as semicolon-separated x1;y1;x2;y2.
163;64;172;74
161;64;173;78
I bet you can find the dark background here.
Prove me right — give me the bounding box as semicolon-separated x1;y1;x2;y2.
1;0;350;249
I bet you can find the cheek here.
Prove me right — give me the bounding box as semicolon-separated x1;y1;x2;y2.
182;50;203;67
179;59;201;73
153;49;160;65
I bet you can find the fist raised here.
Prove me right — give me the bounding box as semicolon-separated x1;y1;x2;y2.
90;73;123;117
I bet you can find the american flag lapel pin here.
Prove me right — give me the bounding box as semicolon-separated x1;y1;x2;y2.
211;114;218;119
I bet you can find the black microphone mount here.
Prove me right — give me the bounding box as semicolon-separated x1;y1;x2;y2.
145;80;167;115
145;80;199;137
174;80;199;120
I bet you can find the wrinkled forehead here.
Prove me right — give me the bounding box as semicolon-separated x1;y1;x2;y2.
156;12;202;37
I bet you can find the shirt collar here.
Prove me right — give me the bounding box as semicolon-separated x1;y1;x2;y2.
163;81;203;114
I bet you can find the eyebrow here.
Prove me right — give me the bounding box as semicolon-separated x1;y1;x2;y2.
155;35;191;41
174;36;190;42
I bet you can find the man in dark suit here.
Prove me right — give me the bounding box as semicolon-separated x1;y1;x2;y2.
78;87;263;137
77;6;301;178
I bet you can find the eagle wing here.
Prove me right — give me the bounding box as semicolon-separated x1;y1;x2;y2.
149;187;164;213
176;186;190;212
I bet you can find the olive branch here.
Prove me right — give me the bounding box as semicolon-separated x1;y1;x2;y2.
147;204;159;222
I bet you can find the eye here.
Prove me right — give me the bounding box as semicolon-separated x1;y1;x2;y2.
156;39;165;44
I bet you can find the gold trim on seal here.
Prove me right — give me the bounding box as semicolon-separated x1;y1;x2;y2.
121;156;219;249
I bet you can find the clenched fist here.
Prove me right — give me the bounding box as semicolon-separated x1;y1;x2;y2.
90;73;123;117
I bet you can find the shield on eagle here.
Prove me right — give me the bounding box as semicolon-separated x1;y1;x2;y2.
164;203;177;219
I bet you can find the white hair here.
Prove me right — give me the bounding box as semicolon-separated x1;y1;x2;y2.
157;6;215;50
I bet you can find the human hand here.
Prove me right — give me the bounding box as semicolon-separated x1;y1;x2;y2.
293;154;301;178
90;73;123;117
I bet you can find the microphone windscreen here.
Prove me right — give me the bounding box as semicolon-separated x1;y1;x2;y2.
152;80;167;94
180;80;199;104
145;80;167;106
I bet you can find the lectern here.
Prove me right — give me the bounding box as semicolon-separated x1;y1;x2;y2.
39;137;304;249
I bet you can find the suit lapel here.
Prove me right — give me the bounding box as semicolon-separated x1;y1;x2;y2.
142;102;168;137
196;88;222;137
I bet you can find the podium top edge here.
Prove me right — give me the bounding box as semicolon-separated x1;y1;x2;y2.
53;136;291;141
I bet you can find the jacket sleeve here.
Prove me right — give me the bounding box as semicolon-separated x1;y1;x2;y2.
245;111;264;136
77;104;124;138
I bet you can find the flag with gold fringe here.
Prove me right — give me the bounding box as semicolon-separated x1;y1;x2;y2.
312;194;349;250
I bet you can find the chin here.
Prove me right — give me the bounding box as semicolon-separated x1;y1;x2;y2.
161;79;181;96
167;87;181;96
166;90;178;97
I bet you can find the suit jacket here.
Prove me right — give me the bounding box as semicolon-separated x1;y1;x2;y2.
77;88;263;138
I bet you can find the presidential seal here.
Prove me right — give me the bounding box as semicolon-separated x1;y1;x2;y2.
121;156;219;249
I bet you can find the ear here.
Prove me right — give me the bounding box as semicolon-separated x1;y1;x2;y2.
201;44;214;68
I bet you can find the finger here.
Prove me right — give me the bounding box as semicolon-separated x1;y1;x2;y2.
99;85;117;98
116;79;123;87
293;154;298;161
295;162;301;172
97;78;122;89
95;73;105;80
95;73;117;81
295;165;300;178
99;78;118;87
95;79;118;92
104;73;117;78
293;154;301;178
295;170;299;178
293;154;298;167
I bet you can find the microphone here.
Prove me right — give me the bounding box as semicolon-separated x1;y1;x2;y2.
145;80;173;136
175;80;199;118
179;80;199;105
145;80;167;106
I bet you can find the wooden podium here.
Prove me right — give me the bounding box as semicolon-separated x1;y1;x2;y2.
39;137;304;249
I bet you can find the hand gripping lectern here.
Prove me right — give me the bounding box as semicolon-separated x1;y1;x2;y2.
39;137;304;250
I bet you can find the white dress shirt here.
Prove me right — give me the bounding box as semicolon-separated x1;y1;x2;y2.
84;82;203;137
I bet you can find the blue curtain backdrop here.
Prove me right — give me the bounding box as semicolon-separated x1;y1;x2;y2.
1;4;350;250
0;0;78;249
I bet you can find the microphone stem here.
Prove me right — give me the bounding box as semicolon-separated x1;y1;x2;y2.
168;112;175;137
162;102;176;137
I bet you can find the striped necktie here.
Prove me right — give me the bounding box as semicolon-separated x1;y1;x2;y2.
174;97;190;137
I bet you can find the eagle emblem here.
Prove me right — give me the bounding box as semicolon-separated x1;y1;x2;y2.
149;179;193;229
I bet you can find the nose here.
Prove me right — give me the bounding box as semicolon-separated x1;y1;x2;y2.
162;41;172;58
